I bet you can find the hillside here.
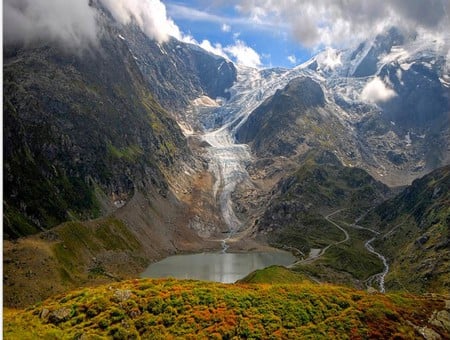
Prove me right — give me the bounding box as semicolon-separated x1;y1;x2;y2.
3;2;229;307
4;277;449;339
3;18;190;238
3;1;237;240
361;165;450;293
242;150;390;287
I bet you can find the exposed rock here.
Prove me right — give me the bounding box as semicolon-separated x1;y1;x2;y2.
49;307;71;324
419;326;442;340
416;235;430;247
40;308;50;320
114;289;131;302
429;310;450;332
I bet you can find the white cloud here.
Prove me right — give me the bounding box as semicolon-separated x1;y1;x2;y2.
233;0;450;49
224;40;262;68
199;40;229;59
287;55;297;64
222;23;231;32
167;3;226;24
4;0;190;48
100;0;182;43
361;77;397;103
316;48;342;71
4;0;98;49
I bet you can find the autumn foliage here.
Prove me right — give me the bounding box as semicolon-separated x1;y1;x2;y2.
4;277;449;339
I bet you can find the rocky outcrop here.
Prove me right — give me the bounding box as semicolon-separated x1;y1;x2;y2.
122;25;236;115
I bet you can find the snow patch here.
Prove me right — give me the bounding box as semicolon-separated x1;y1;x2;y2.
440;76;450;87
400;62;413;71
118;34;125;40
192;96;221;107
381;46;410;64
396;69;404;85
177;122;194;136
156;43;167;55
405;131;412;146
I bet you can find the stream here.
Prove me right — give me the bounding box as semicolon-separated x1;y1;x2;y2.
365;237;389;293
349;220;389;293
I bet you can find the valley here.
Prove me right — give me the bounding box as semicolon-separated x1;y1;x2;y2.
3;1;450;337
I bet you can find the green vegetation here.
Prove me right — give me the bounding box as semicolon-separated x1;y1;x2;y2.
361;165;450;293
259;151;391;286
53;218;143;282
238;266;312;284
292;224;384;287
4;278;449;339
107;143;144;163
3;216;148;308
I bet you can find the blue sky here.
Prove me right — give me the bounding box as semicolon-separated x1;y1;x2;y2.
164;1;312;68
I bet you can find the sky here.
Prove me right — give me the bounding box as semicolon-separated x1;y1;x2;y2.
164;0;312;68
4;0;450;69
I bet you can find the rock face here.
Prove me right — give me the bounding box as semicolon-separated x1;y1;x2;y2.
122;25;236;115
236;77;327;157
4;32;182;237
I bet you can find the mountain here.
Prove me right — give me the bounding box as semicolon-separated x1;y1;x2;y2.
3;3;232;307
235;76;355;159
120;25;236;123
4;278;450;339
360;165;450;293
3;2;236;239
3;34;187;238
236;28;450;187
4;2;450;321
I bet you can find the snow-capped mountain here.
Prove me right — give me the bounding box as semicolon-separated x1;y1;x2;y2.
218;28;450;186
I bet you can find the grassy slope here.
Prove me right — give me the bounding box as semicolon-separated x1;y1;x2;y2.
3;217;148;308
4;278;449;339
292;225;384;288
238;266;313;284
361;165;450;293
260;151;390;286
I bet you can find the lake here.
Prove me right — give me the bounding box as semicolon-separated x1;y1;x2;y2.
140;251;296;283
